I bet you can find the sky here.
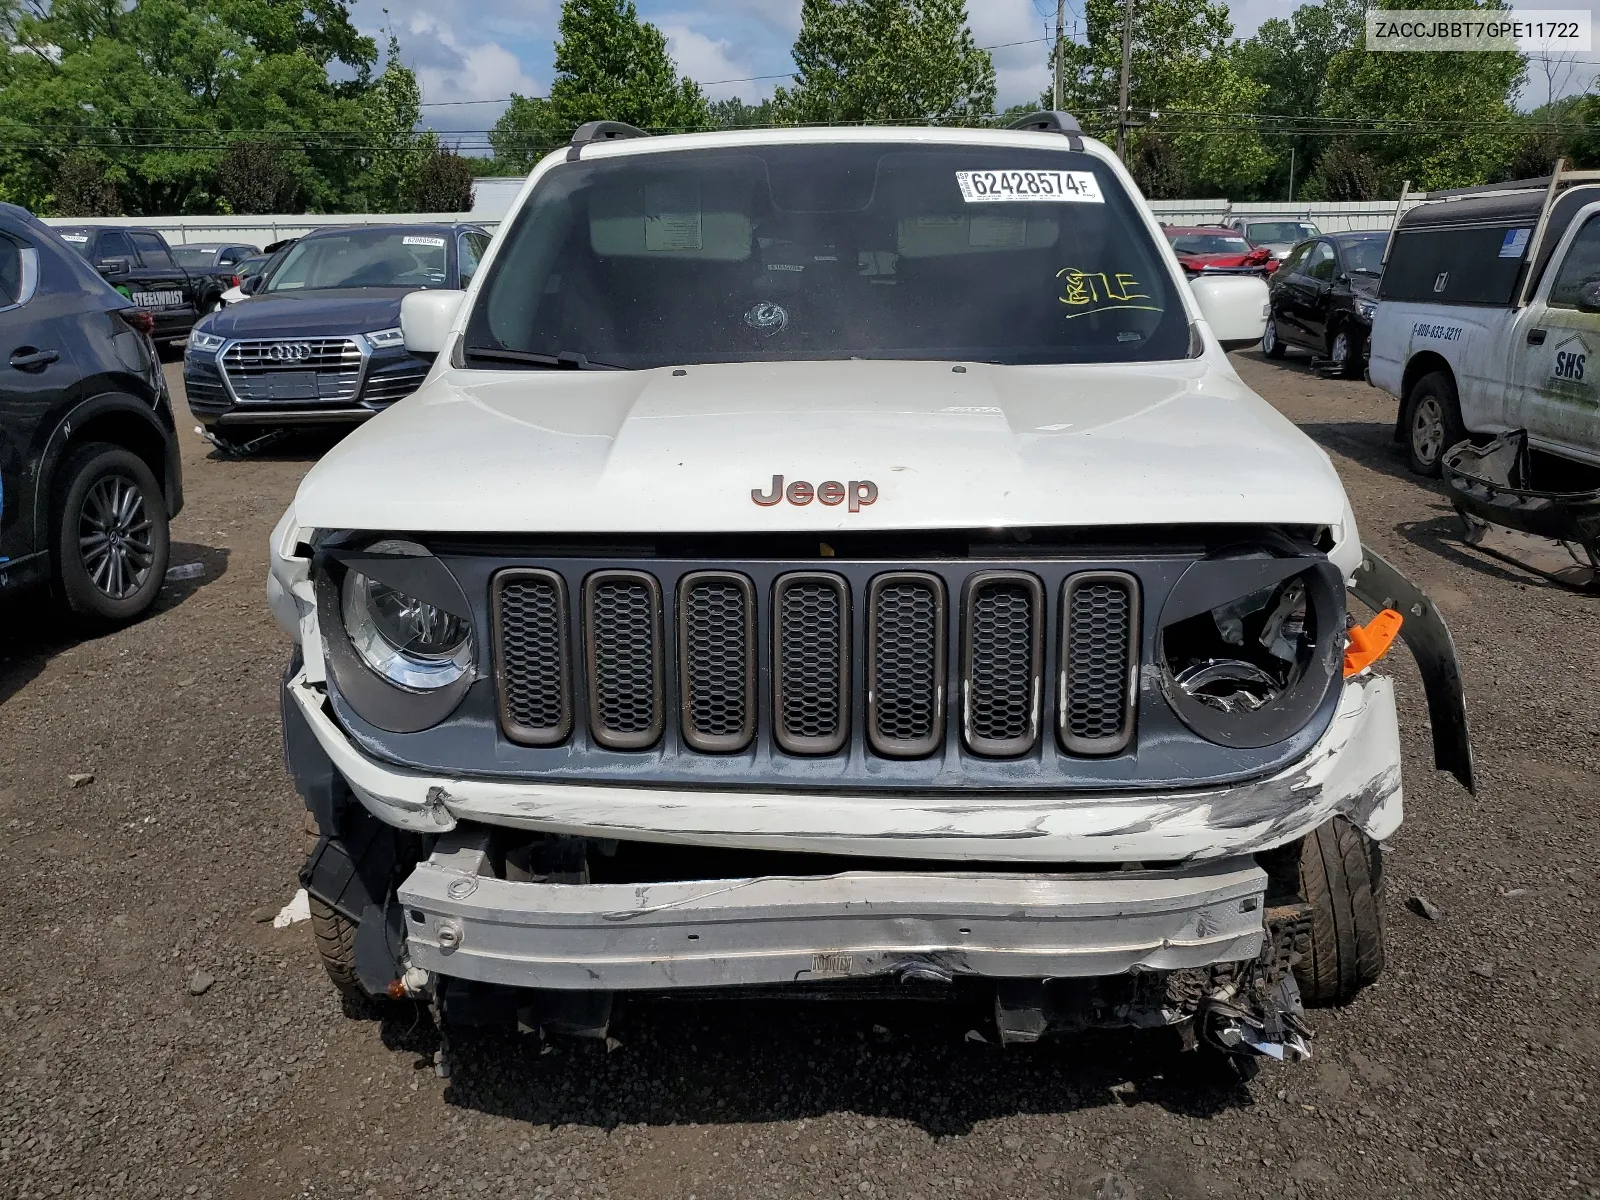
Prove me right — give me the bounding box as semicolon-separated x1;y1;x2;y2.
378;0;1600;142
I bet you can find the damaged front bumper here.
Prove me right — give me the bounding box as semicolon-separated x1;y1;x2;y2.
284;670;1404;864
399;836;1268;991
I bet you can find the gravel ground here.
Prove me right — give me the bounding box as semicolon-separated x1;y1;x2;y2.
1;351;1596;1200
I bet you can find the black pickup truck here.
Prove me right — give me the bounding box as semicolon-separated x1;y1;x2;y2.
53;225;234;347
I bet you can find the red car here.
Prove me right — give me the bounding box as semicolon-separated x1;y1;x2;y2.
1164;226;1275;276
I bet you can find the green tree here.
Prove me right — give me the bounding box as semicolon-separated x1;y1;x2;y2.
1057;0;1270;197
406;144;477;212
489;0;708;171
358;39;431;212
709;97;776;128
1235;0;1368;199
0;0;381;214
51;152;123;217
217;141;303;213
770;0;995;125
1319;0;1525;191
1302;140;1383;199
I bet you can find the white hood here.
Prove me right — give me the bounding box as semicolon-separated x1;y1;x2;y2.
291;358;1351;535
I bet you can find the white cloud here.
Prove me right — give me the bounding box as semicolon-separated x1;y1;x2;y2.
404;16;542;105
661;24;764;98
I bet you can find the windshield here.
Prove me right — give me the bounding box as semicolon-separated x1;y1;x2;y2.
1246;222;1319;243
1342;236;1387;273
172;247;218;268
1169;233;1252;255
466;143;1189;368
263;230;448;292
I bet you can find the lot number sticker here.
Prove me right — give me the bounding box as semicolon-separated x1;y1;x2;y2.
402;236;446;247
956;170;1103;204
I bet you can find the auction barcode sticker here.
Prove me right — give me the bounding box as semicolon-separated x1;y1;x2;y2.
403;235;446;247
955;169;1103;204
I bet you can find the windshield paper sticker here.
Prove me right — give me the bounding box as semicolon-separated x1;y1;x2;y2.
402;236;446;247
60;233;89;242
1057;267;1158;317
1499;228;1532;258
1412;322;1463;341
956;170;1103;204
644;181;703;252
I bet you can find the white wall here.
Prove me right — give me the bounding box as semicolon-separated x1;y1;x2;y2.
1148;199;1416;233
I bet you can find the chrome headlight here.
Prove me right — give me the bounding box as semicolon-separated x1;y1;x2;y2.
1159;548;1344;748
317;538;476;732
341;540;471;689
187;330;225;354
1355;298;1376;320
366;326;406;349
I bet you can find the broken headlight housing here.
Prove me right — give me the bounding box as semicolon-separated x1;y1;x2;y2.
316;539;476;732
1159;547;1344;748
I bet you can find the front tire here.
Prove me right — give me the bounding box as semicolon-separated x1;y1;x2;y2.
1403;370;1467;477
1330;324;1364;379
303;810;363;1001
53;442;170;625
1294;817;1386;1006
1262;315;1286;359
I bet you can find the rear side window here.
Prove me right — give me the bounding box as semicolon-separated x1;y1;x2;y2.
100;231;136;262
129;231;177;269
0;236;21;305
1381;224;1528;305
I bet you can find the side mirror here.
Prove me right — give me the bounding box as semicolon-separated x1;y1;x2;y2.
1578;280;1600;313
1189;273;1270;351
96;257;130;279
401;289;465;355
240;274;265;295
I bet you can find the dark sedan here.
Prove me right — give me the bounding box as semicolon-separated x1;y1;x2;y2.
1262;231;1387;378
182;224;490;447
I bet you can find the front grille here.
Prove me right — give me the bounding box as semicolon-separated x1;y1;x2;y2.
961;572;1043;757
678;573;756;753
866;573;946;758
773;573;850;755
490;563;1142;763
493;570;571;746
362;366;428;405
1059;573;1139;755
221;338;362;404
583;571;663;749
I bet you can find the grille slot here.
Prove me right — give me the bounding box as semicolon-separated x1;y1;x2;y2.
583;571;664;750
1059;572;1140;755
220;338;362;404
866;573;946;758
492;569;571;746
361;365;429;405
677;573;756;753
961;572;1044;757
773;573;850;755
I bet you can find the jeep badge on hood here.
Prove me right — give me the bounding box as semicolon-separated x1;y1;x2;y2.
751;475;878;511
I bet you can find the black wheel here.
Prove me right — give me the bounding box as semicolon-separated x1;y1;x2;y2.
53;442;170;625
303;810;363;1001
1329;324;1364;380
1402;370;1467;477
1294;817;1385;1006
1262;314;1286;359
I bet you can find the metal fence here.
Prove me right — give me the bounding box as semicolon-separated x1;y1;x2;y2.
35;194;1413;249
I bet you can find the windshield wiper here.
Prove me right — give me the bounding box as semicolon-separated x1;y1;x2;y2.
463;346;622;370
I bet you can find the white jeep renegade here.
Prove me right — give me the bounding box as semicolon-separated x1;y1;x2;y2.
268;117;1472;1061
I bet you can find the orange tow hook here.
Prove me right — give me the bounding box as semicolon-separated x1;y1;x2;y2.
1343;609;1404;677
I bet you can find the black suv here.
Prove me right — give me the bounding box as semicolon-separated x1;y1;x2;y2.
0;204;183;624
1262;231;1388;377
183;223;490;446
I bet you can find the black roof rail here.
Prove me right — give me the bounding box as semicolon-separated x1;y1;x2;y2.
1005;110;1083;150
568;121;650;161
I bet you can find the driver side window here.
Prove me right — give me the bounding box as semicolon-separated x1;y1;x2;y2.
1547;215;1600;309
1306;242;1337;282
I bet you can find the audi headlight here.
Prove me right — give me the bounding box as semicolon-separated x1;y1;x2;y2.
317;538;476;732
366;326;405;349
1159;547;1344;748
187;330;225;354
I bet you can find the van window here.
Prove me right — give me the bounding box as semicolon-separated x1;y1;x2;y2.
1547;215;1600;309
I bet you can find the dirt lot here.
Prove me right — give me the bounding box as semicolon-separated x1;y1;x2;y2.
1;351;1597;1200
